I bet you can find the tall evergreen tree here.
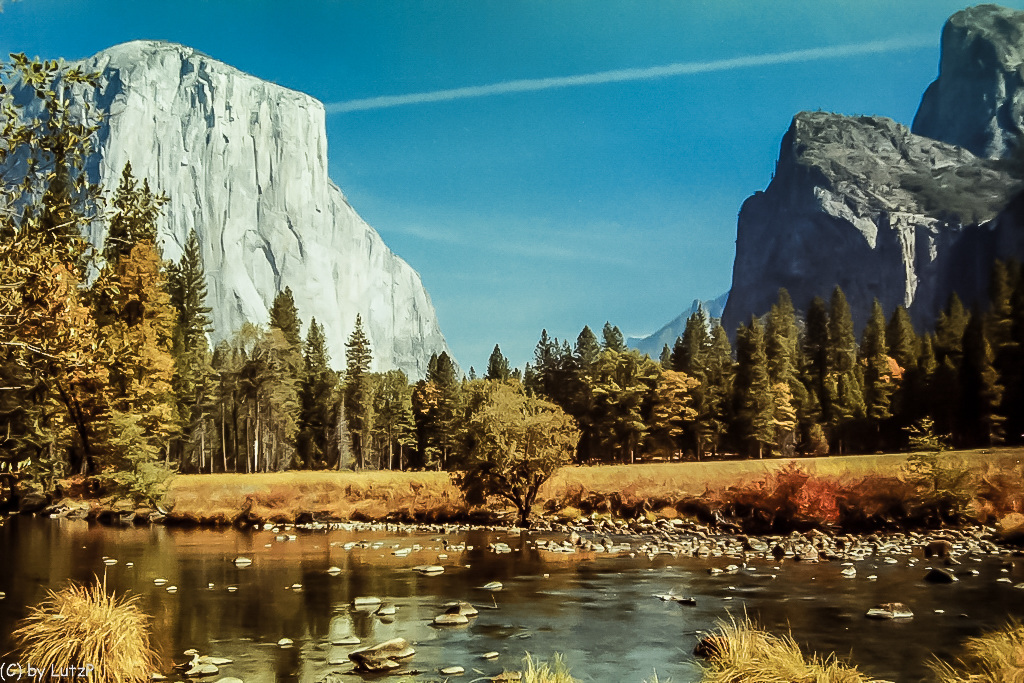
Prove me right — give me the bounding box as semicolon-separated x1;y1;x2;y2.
861;299;894;434
167;229;215;472
961;311;1005;446
801;296;831;425
269;287;303;351
734;319;774;458
765;289;810;449
601;322;626;353
701;321;735;458
297;318;340;468
826;287;865;453
344;314;373;468
485;344;512;381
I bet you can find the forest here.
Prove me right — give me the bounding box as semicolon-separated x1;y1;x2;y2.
2;55;1023;502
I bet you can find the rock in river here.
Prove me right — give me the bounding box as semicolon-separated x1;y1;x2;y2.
925;568;958;584
866;602;914;619
349;638;415;672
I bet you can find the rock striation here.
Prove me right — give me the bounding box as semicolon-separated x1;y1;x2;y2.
60;40;450;376
721;111;1021;333
913;4;1024;159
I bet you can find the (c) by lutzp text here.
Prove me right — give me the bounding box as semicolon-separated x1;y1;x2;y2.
0;664;96;681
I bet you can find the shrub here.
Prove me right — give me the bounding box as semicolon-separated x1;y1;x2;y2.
518;653;578;683
697;616;877;683
930;621;1024;682
12;576;159;683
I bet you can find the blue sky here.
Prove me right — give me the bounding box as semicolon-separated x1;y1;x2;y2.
3;1;1022;371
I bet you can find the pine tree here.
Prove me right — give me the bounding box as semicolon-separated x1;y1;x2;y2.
485;344;512;381
886;305;921;436
589;349;660;463
659;344;673;368
648;370;699;457
103;162;165;264
961;311;1005;446
801;296;831;425
297;318;340;468
269;287;303;351
933;294;968;441
263;289;303;469
601;322;626;353
826;287;865;454
861;299;894;448
765;289;810;450
167;229;215;472
734;319;774;458
344;314;373;468
701;321;735;458
574;326;601;371
672;307;709;373
370;369;415;469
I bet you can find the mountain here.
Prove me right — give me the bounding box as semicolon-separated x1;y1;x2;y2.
722;4;1024;333
59;40;450;377
627;292;728;357
913;4;1024;159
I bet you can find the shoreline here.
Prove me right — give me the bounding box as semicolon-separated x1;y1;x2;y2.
8;448;1024;540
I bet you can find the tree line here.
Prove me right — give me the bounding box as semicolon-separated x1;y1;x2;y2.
3;55;1022;501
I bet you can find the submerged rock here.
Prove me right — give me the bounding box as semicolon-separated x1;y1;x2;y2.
866;602;914;619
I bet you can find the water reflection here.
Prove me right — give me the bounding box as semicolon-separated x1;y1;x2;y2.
0;517;1021;682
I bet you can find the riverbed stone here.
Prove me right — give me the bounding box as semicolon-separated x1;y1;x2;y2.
924;568;958;584
349;638;415;672
866;602;914;619
18;491;50;515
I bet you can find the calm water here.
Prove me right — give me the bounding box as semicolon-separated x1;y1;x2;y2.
1;517;1023;682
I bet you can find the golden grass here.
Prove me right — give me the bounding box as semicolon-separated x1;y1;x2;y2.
517;653;578;683
157;448;1022;525
930;621;1024;682
166;469;464;523
11;576;159;683
697;617;878;683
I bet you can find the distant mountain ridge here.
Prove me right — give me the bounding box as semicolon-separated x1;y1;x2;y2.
627;292;728;357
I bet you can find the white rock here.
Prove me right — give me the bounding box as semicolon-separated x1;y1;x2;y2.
61;41;451;377
233;557;253;567
277;638;293;648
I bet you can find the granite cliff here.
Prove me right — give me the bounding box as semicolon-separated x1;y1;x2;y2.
61;40;450;376
722;5;1024;333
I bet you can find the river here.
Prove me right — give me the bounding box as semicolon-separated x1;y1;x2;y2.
1;516;1022;682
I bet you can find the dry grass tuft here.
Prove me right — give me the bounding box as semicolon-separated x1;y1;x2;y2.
12;576;159;683
930;621;1024;683
698;617;877;683
513;653;578;683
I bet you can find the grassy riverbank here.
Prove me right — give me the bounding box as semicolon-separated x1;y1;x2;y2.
160;448;1023;529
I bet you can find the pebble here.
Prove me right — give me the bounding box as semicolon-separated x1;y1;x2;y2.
233;557;253;567
481;581;503;591
277;638;293;648
440;666;465;675
326;566;342;576
481;651;500;659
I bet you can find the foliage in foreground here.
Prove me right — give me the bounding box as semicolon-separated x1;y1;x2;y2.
515;653;578;683
930;621;1024;683
696;617;877;683
11;576;159;683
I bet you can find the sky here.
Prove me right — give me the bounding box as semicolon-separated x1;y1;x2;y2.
3;1;1023;372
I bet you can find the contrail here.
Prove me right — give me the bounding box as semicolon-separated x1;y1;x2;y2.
325;36;934;114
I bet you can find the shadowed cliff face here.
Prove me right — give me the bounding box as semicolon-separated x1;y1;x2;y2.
60;40;451;377
913;4;1024;160
722;111;1021;332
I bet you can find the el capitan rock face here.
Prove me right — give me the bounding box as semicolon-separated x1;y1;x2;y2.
721;111;1020;333
64;40;449;376
913;4;1024;159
